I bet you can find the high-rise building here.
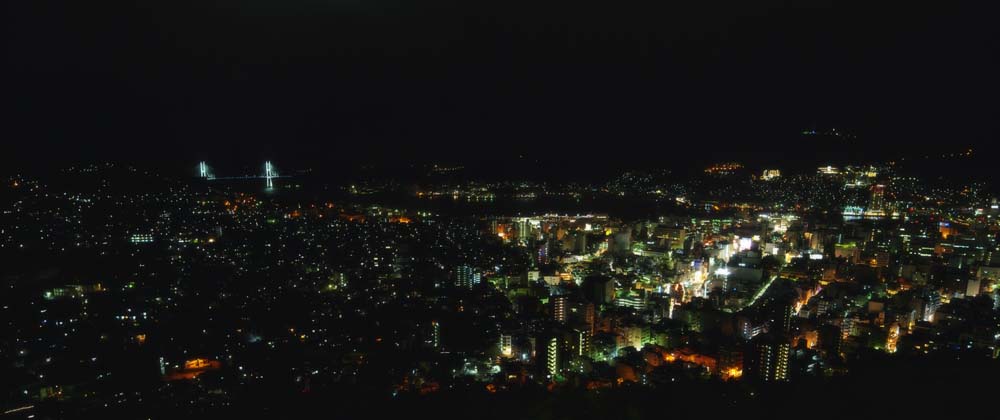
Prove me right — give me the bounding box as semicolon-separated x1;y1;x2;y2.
762;298;793;334
500;333;513;357
611;229;632;255
874;251;891;268
572;233;587;254
515;218;531;243
584;303;596;335
866;184;887;217
575;328;591;358
745;333;791;382
921;291;941;322
552;295;568;324
535;327;589;380
536;243;549;265
430;321;441;349
535;334;560;380
546;336;559;377
816;324;842;356
737;315;765;340
455;265;480;288
527;270;541;283
966;278;982;297
582;275;615;304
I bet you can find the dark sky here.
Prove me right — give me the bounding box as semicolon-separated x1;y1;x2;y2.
5;1;998;170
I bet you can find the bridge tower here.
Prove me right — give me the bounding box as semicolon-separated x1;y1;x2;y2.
264;161;275;189
199;161;214;179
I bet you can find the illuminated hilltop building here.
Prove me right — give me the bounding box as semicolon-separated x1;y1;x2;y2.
817;165;840;175
761;169;781;180
163;358;221;381
705;162;744;176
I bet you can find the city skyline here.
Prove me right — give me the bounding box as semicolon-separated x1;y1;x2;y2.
6;157;1000;418
5;1;1000;419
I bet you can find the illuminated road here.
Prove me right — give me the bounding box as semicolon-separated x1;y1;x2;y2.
747;273;779;307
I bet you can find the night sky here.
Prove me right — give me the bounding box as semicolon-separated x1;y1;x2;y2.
5;1;998;170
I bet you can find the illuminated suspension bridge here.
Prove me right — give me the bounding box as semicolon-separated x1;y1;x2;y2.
197;161;288;190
